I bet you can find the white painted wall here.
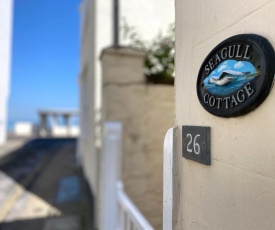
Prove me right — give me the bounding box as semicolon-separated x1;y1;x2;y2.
0;0;13;144
175;1;275;229
121;0;174;41
14;122;33;136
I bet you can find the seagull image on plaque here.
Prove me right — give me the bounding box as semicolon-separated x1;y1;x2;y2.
203;60;259;96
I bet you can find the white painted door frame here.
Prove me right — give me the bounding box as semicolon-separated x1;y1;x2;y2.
163;128;174;229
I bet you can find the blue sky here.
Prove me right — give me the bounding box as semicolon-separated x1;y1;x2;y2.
8;0;81;126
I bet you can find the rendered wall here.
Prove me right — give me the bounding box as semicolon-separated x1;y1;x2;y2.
175;1;275;229
79;0;174;228
79;1;101;227
101;47;174;230
0;0;13;144
79;0;174;189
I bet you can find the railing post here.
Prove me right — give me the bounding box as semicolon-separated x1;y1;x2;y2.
163;128;173;230
101;122;123;230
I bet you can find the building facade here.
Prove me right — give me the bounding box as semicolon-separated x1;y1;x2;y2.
174;0;275;229
0;0;13;144
78;0;174;228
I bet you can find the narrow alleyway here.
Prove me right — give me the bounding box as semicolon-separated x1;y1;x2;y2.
0;138;92;230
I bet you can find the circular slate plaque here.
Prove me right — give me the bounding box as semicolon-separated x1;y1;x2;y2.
197;34;275;117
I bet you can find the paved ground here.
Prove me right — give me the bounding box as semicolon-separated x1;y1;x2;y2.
0;138;93;230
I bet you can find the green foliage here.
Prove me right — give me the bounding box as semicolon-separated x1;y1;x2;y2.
122;21;175;85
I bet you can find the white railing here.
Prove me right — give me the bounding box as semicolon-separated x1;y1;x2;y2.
102;122;154;230
117;182;154;230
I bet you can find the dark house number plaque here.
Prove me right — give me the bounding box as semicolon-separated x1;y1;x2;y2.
182;126;211;165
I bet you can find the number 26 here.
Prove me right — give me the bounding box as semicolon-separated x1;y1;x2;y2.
186;134;200;155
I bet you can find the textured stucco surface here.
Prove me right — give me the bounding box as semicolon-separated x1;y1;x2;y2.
175;0;275;229
102;47;174;230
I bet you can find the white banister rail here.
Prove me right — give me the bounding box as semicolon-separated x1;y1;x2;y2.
117;181;154;230
102;122;122;230
102;122;154;230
